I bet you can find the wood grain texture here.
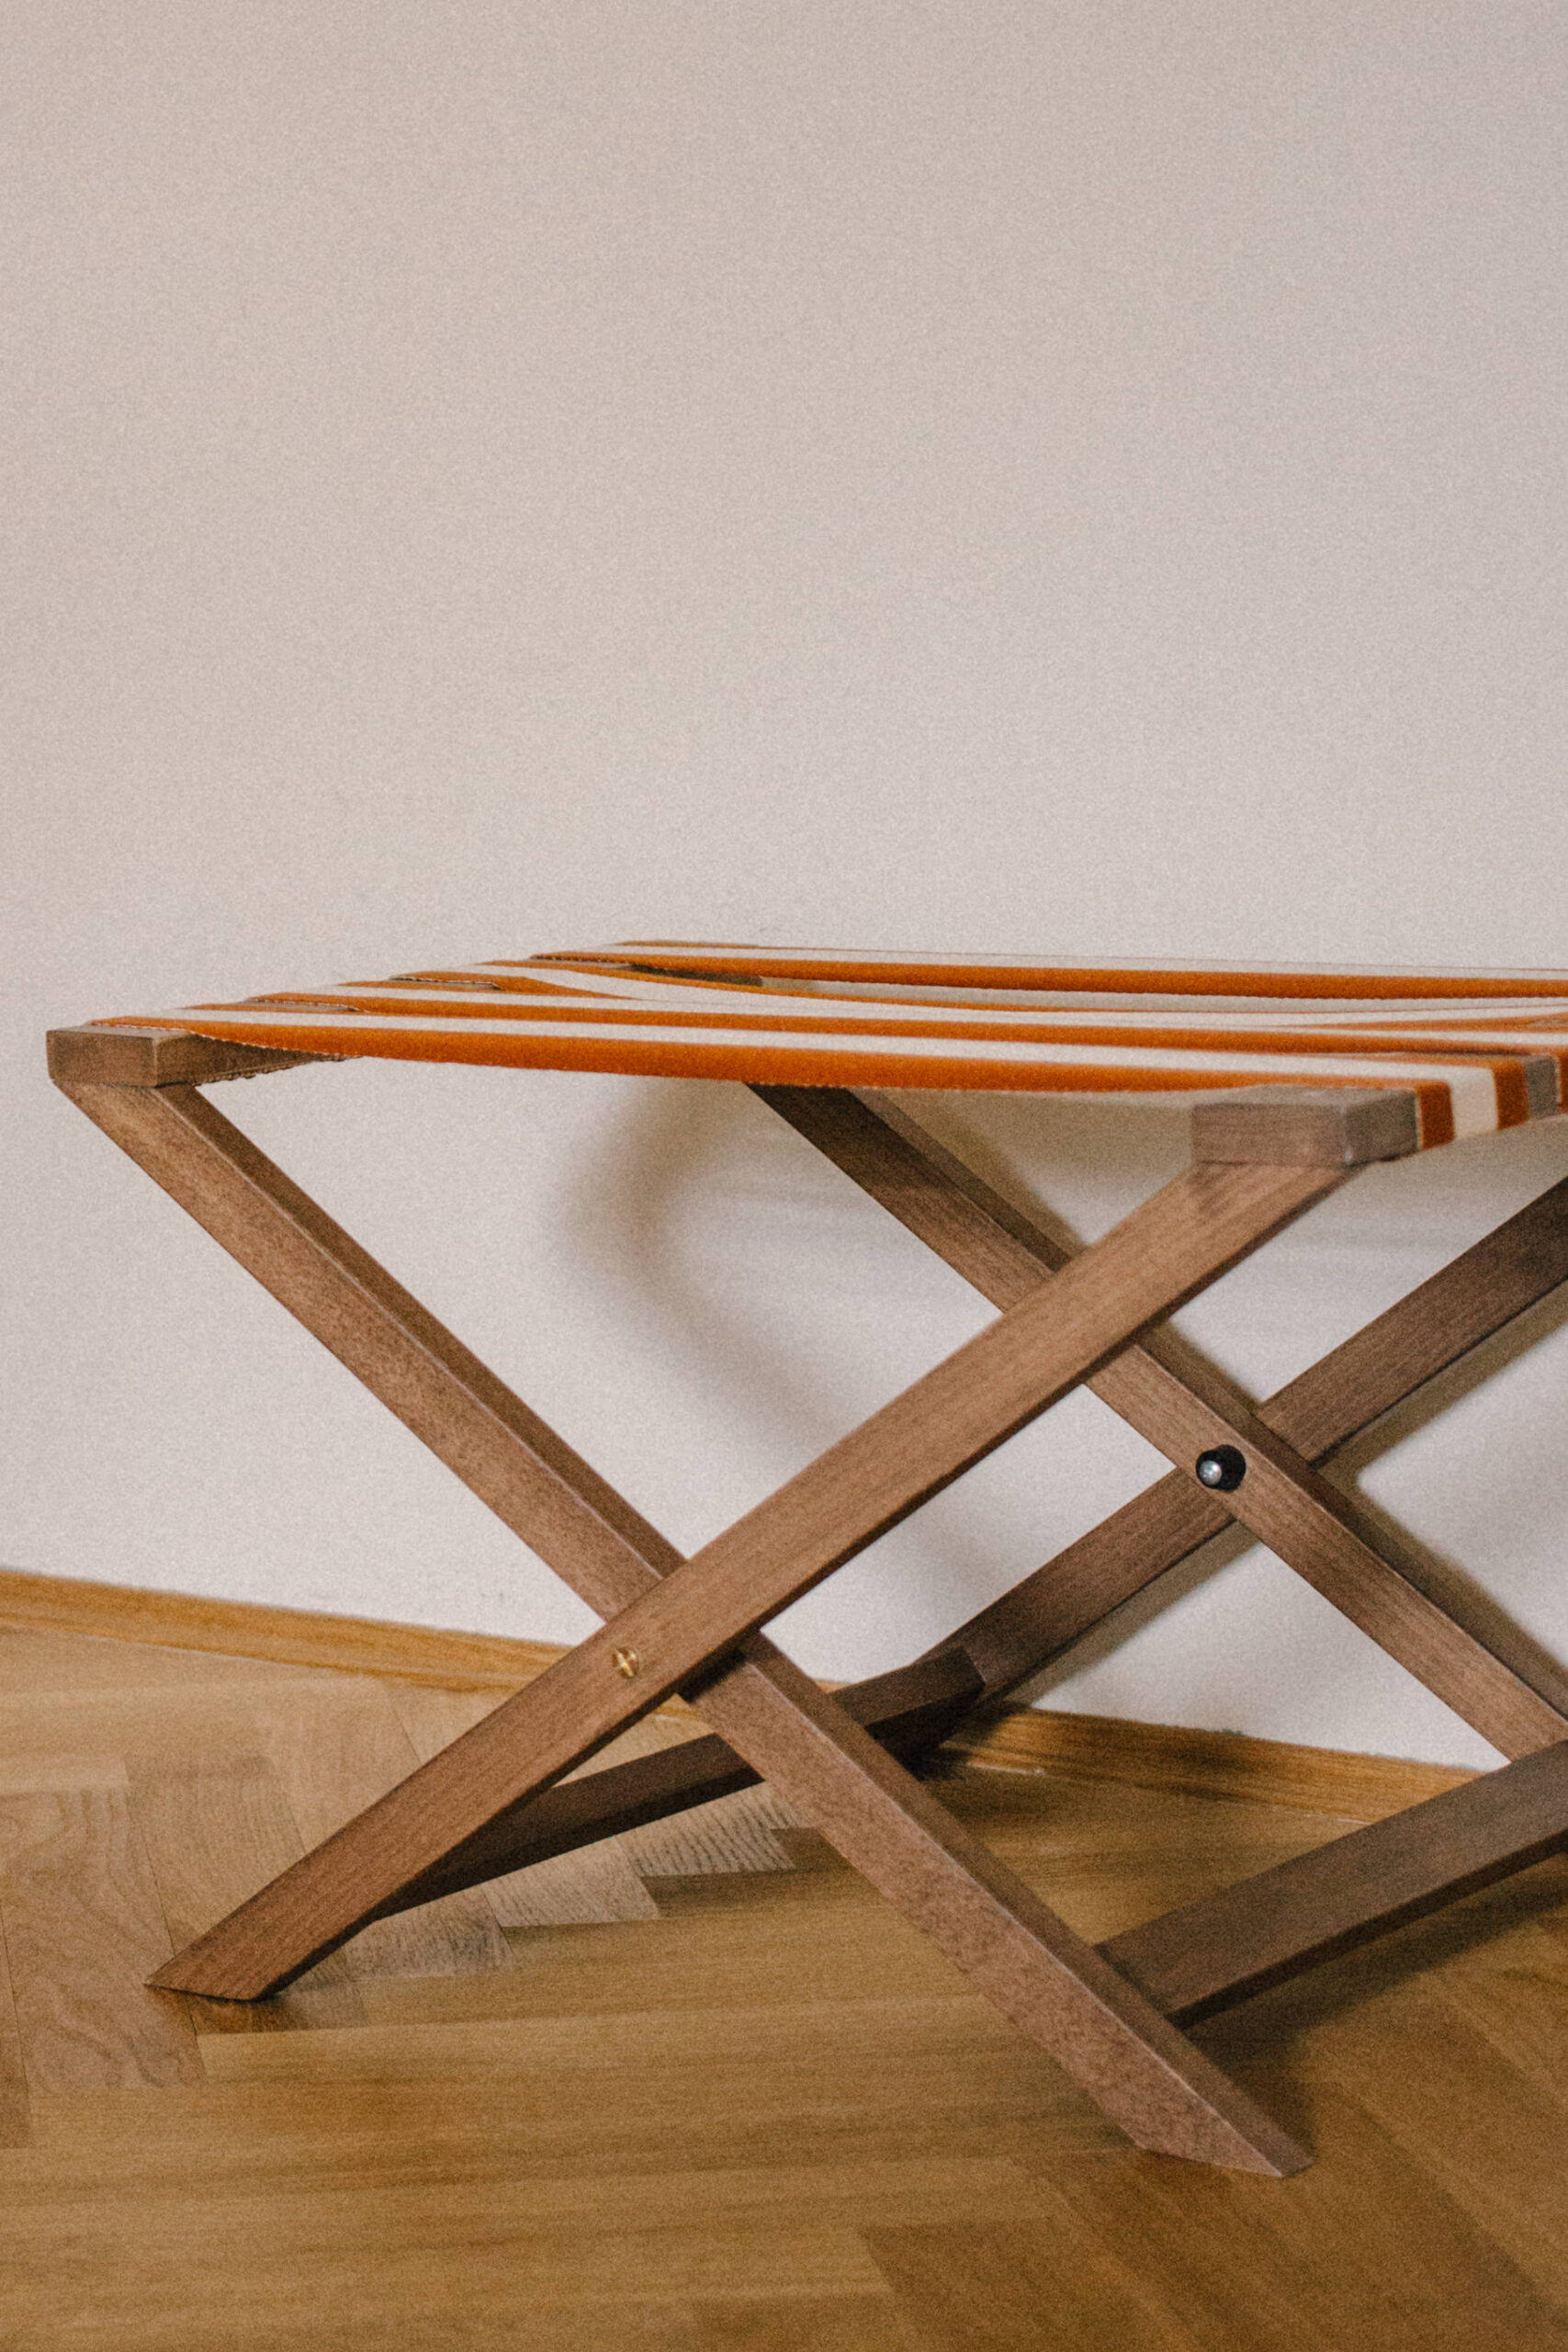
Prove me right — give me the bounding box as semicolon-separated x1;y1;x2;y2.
129;1753;368;2032
865;2215;1198;2351
160;1642;1309;2167
0;1581;1488;1821
194;1660;1303;2173
389;1155;1339;1806
0;1781;202;2093
1303;1979;1568;2311
63;1065;1563;2178
1042;2083;1568;2352
1093;1343;1567;1757
66;1063;1455;2167
69;1071;1332;2162
939;1705;1474;1821
0;1903;30;2149
1103;1739;1568;2022
242;1680;515;1982
368;1653;981;1917
688;1649;1307;2172
1190;1082;1423;1166
690;2296;940;2351
53;1080;957;1945
385;1684;660;1926
54;1077;1001;1943
613;1720;804;1881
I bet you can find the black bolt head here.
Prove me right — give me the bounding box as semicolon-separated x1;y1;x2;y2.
1195;1445;1247;1492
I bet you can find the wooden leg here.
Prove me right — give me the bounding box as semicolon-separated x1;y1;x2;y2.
72;1074;1568;2030
757;1088;1568;1752
945;1174;1568;1703
62;1075;1332;2167
1103;1738;1568;2023
683;1649;1308;2175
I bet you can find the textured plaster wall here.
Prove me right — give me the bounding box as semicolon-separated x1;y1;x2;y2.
6;2;1568;1765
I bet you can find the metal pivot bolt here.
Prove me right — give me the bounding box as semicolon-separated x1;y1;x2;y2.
1194;1445;1247;1492
613;1647;642;1679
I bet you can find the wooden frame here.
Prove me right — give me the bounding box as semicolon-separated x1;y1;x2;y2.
48;1023;1568;2173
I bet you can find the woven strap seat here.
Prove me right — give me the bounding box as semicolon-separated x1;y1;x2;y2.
47;944;1568;2177
91;941;1568;1148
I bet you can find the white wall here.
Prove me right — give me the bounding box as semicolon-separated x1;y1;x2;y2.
6;2;1567;1766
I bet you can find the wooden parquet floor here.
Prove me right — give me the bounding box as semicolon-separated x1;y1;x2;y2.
0;1623;1566;2347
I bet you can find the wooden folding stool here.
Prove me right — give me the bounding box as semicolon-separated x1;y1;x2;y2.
48;943;1568;2175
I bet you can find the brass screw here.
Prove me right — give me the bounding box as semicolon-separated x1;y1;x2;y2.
613;1647;641;1679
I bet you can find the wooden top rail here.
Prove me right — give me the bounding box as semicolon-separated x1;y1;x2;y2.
48;1026;331;1089
1190;1084;1424;1166
50;1025;1443;1174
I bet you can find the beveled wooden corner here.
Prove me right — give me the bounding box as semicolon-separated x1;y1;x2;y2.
1190;1083;1424;1166
48;1024;326;1090
1190;1069;1557;1165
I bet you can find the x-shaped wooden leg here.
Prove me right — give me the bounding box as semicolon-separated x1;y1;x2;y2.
53;1027;1568;2171
53;1040;1358;2171
260;1100;1568;1924
759;1086;1568;1758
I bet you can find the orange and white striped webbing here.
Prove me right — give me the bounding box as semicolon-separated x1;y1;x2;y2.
90;942;1568;1152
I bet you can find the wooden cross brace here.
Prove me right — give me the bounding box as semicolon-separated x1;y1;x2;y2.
48;1024;1568;2174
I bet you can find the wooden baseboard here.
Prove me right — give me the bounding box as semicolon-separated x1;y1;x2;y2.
937;1705;1473;1822
0;1564;1474;1823
0;1564;558;1690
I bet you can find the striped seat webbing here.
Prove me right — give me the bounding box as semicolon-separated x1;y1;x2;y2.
86;944;1568;1152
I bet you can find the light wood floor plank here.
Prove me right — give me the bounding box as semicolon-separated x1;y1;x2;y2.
243;1681;516;1980
0;1618;1562;2347
1288;1976;1568;2305
1436;1913;1568;2103
192;1993;1108;2112
603;1716;802;1883
383;1685;803;1920
1045;2092;1568;2352
0;1905;29;2149
0;1626;325;1696
865;2211;1203;2352
130;1752;367;2033
0;1783;202;2094
0;2195;887;2351
15;2080;1116;2197
687;2294;938;2350
359;1862;975;2028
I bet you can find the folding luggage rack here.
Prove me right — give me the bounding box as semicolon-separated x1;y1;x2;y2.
48;942;1568;2172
